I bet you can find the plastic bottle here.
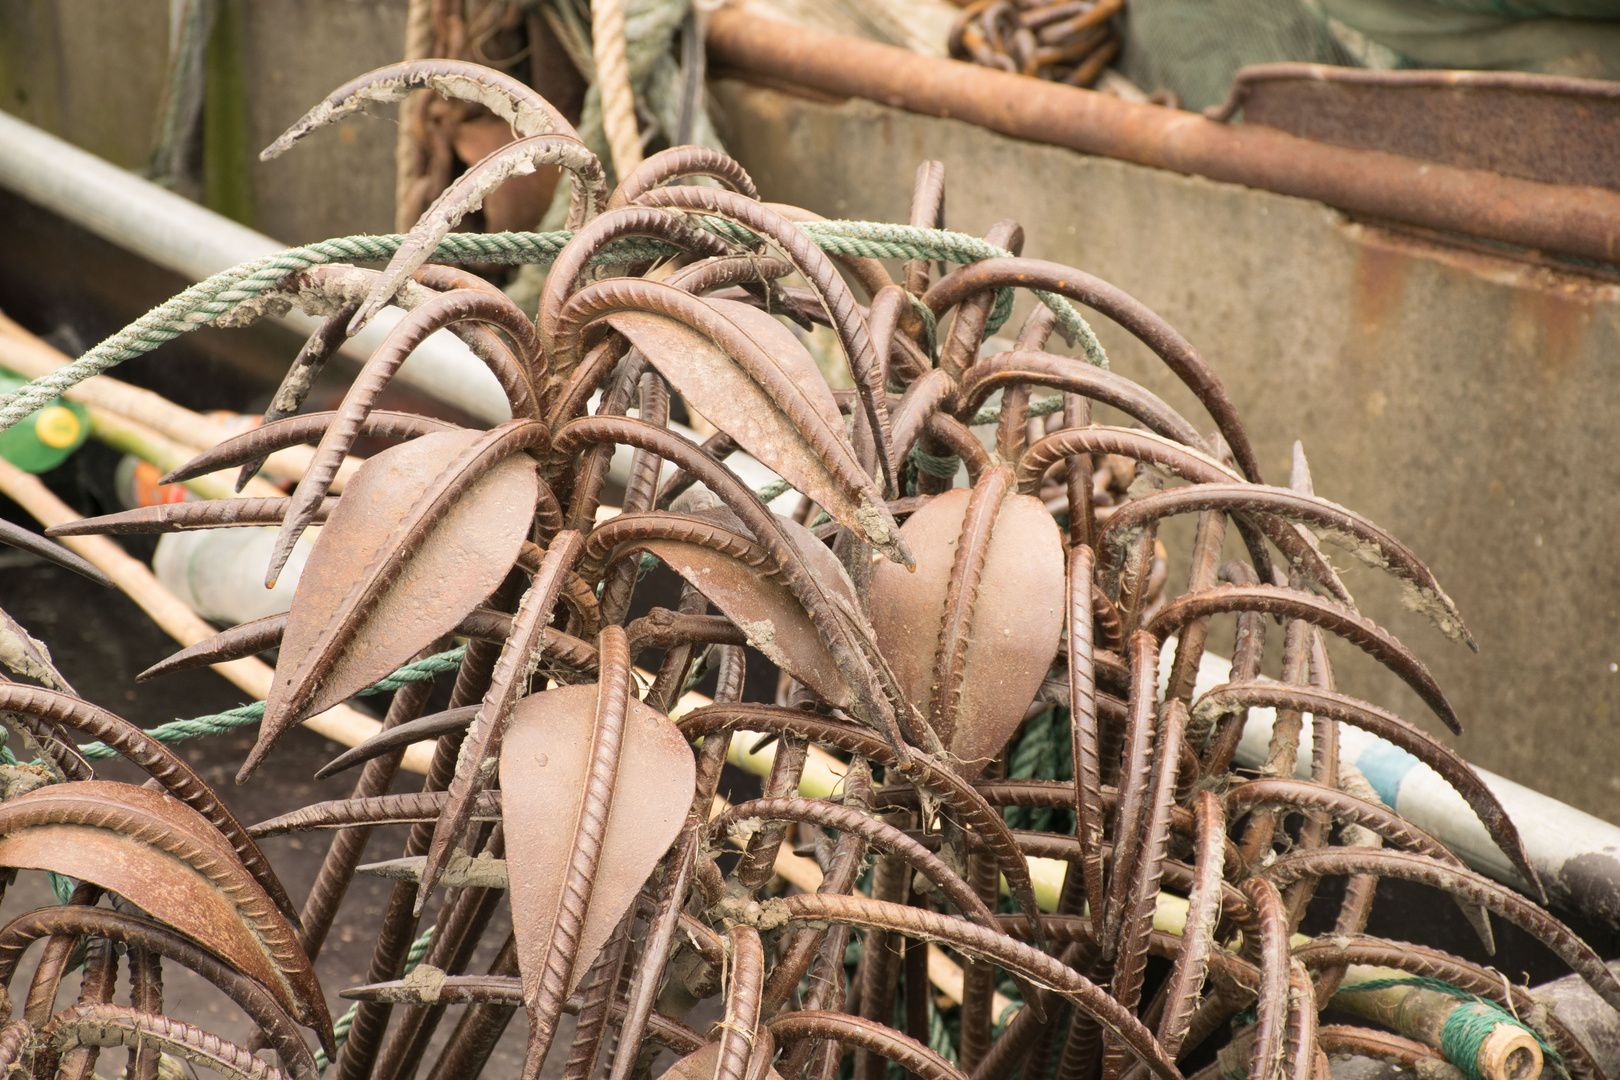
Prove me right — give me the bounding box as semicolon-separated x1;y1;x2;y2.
0;369;89;473
128;409;304;626
114;410;268;510
153;527;316;625
113;454;193;510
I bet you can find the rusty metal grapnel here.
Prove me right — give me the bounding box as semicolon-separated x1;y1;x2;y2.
0;58;1604;1080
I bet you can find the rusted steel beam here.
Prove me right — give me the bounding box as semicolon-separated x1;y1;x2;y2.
706;10;1620;265
1208;63;1620;192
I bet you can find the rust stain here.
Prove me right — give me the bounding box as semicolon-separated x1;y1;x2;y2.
1512;284;1591;383
1354;239;1409;337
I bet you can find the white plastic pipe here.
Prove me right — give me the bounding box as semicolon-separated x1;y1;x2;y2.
0;109;511;423
0;110;807;510
1172;644;1620;924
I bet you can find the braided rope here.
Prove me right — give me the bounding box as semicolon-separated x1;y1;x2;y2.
754;478;793;504
709;219;1104;363
908;444;962;481
0;222;1106;432
73;647;467;761
969;393;1067;428
592;0;643;181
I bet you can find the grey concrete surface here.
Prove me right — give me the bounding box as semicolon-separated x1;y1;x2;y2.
0;0;408;241
710;79;1620;824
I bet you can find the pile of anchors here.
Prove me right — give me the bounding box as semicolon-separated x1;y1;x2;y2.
0;57;1612;1080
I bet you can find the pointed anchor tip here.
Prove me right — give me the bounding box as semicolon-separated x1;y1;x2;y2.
263;529;302;589
346;302;380;338
236;716;284;785
259;134;295;162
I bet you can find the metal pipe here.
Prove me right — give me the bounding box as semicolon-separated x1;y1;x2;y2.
705;9;1620;266
0;109;511;424
1205;61;1620;124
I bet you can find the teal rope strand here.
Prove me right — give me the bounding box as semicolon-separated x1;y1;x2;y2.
0;230;657;429
971;393;1067;428
908;444;961;481
74;647;467;760
1337;976;1560;1080
714;219;1104;364
906;293;940;361
0;221;1107;432
754;478;793;504
1442;1002;1535;1080
314;925;437;1071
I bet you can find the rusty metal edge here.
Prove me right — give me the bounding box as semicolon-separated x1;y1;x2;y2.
705;10;1620;267
1205;62;1620;123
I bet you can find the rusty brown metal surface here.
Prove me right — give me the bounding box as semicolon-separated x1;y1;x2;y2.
1209;64;1620;193
500;682;694;1006
705;9;1620;265
0;782;329;1044
257;427;538;767
948;0;1122;88
605;296;894;554
869;478;1066;778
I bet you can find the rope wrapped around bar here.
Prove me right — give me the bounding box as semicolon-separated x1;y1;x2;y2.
1336;976;1561;1080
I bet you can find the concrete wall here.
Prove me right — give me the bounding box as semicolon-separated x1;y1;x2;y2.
712;78;1620;823
0;0;407;242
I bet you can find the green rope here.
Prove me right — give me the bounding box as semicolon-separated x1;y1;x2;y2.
971;393;1067;428
314;925;437;1071
1005;706;1069;834
73;647;467;760
0;231;663;429
1337;976;1561;1080
710;219;1103;363
905;441;959;497
0;221;1108;431
754;478;793;504
909;444;962;481
905;292;940;361
807;221;1094;354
